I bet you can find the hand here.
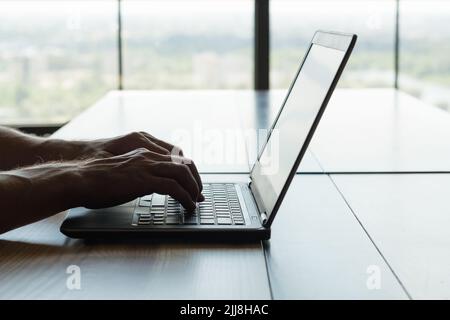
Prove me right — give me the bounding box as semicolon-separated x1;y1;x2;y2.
80;131;182;159
76;148;204;211
41;131;205;206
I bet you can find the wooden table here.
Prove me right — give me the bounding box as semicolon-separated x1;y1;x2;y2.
2;89;449;299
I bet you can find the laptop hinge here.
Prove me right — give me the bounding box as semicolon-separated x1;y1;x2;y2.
248;180;269;226
260;212;268;225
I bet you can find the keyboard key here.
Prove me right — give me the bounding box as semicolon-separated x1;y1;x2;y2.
200;218;215;225
200;203;213;207
233;219;245;225
200;213;213;217
152;193;166;207
135;207;150;215
138;216;152;225
139;199;151;207
217;218;232;225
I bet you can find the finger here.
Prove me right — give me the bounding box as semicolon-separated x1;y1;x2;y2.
172;155;204;201
142;151;203;201
151;161;200;201
149;176;196;211
127;133;170;155
142;140;170;155
139;131;183;156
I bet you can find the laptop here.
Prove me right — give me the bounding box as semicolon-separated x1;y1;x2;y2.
61;31;357;240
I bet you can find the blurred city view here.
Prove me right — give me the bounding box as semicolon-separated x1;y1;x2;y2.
0;0;449;124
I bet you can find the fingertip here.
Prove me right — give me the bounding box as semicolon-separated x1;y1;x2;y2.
187;201;197;213
198;193;205;202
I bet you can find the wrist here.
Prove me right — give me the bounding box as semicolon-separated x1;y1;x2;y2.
6;162;85;211
61;164;86;208
36;139;91;162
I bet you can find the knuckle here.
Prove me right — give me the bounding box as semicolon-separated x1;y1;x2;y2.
141;131;154;139
130;132;148;144
130;131;143;138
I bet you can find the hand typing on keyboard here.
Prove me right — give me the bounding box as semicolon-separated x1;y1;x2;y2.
134;184;245;226
0;129;203;234
76;142;204;212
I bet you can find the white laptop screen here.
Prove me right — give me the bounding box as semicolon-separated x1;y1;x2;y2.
250;43;346;218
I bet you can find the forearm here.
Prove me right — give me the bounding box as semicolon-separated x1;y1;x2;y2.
0;163;82;234
0;126;87;171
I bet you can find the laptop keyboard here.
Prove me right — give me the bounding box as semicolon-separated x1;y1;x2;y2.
133;183;245;226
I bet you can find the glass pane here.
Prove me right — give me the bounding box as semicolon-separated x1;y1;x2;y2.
270;0;396;89
122;0;253;89
0;1;117;125
399;0;450;111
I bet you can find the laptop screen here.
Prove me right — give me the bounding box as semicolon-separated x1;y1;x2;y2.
250;42;347;221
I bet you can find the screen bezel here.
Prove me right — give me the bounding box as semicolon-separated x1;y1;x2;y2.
249;30;357;227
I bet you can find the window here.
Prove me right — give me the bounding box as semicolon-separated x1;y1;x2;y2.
0;1;117;125
0;0;448;126
122;0;253;89
270;0;396;89
399;0;450;111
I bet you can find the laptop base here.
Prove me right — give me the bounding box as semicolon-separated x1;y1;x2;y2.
60;225;271;241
